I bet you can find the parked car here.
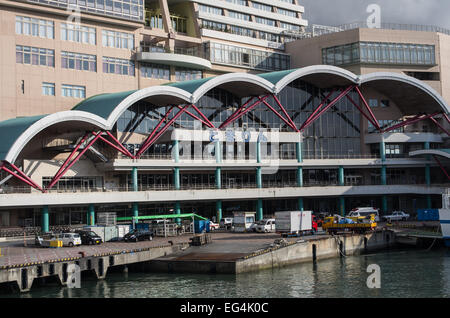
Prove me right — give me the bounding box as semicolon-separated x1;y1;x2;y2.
209;221;220;231
75;230;103;245
348;207;380;222
249;222;258;232
59;233;82;247
123;229;153;242
382;211;410;222
255;218;276;233
220;217;234;230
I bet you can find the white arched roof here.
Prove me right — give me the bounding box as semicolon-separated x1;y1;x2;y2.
4;111;108;163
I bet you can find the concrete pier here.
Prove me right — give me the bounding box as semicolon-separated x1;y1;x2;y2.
148;230;395;274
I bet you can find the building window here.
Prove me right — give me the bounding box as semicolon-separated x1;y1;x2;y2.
385;144;401;156
280;22;301;31
101;30;134;49
255;16;276;26
102;56;135;76
141;63;170;80
175;67;202;81
15;16;54;39
42;82;55;96
277;8;297;17
16;45;54;67
225;0;247;5
198;4;223;16
61;84;86;98
252;2;272;12
323;42;436;66
228;11;250;21
380;100;390;108
368;99;378;107
26;0;144;22
207;42;290;71
61;23;96;45
61;51;97;72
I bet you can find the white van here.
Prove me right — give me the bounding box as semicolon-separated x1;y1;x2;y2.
59;233;82;247
347;207;380;222
255;219;276;233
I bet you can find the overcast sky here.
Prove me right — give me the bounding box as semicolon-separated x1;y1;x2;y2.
300;0;450;29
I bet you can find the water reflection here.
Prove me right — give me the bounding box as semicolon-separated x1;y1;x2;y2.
3;249;450;298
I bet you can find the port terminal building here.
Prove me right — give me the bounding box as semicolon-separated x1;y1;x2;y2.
0;0;450;230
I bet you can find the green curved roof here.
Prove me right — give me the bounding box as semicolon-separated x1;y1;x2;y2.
72;90;137;120
164;77;214;94
0;115;47;161
258;69;298;85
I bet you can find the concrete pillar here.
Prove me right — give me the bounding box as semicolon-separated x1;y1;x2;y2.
174;167;181;190
256;199;263;221
381;165;387;186
132;203;139;220
88;204;95;226
215;140;222;191
173;140;180;162
41;206;49;233
132;167;138;192
215;167;221;189
427;195;432;209
132;167;139;220
256;167;262;188
296;141;303;163
297;166;303;187
216;200;222;222
298;197;304;211
425;164;431;186
175;202;181;225
256;140;261;164
339;197;345;216
380;139;386;162
338;166;344;186
382;195;388;214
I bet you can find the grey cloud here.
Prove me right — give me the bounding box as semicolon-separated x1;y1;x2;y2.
300;0;450;29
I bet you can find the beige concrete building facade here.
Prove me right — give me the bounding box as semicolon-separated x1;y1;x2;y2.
286;27;450;103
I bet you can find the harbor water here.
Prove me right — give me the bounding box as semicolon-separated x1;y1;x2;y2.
4;248;450;298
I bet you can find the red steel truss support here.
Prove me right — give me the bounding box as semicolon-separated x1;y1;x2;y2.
272;94;298;131
136;105;189;158
300;86;355;132
299;89;336;130
220;96;256;129
382;112;441;133
443;113;450;125
220;96;269;129
46;131;102;191
261;99;298;132
138;106;175;153
104;131;135;158
190;104;216;129
354;86;381;131
1;162;43;191
433;155;450;181
346;95;380;131
430;117;450;136
51;133;90;183
97;134;135;158
177;105;215;129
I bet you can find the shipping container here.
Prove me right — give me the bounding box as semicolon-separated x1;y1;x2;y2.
275;211;313;235
417;209;439;221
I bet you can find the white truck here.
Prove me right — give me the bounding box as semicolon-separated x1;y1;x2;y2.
233;212;256;232
275;211;313;237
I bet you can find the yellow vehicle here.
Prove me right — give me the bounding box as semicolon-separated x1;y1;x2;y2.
322;214;377;234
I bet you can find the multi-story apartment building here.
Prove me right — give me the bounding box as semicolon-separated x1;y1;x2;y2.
0;1;449;231
0;0;307;121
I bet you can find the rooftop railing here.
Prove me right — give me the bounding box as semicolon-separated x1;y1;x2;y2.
1;181;448;195
284;22;450;40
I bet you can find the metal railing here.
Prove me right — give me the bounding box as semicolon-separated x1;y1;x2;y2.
284;22;450;41
2;181;449;195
